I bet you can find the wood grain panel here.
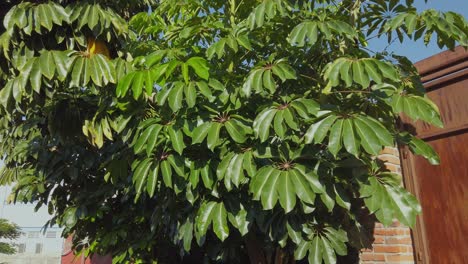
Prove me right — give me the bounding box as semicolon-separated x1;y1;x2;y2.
405;72;468;138
409;133;468;264
400;46;468;264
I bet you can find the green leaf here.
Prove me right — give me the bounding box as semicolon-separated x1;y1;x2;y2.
207;122;222;150
260;169;281;210
192;122;212;144
96;54;115;84
212;203;229;241
254;2;265;27
325;228;348;256
196;81;214;101
294;166;324;194
273;110;285;138
169;127;185;155
217;152;235;180
227;205;250;236
198;163;213;189
339;59;353;87
225;120;247;143
262;70;276;93
358;173;421;227
406;134;440;165
116;72;135;97
161;160;172;187
278;171;296;213
133;158;152;197
250;166;274;200
146;163;159;197
283;108;298;130
185;82;197;108
324;58;346;88
274;63;297;81
186;57;210;80
363;59;382;84
352;60;370;88
179;218;194;252
30;60;42;93
0;82;12;107
196;201;217;237
182;63;189;83
356;116;393;146
289;21;319;46
375;60;398;81
354;118;382;155
52;51;70;81
87;5;99;30
226;154;244;188
294;240;309;260
146;124;163;156
342;119;360;157
237;34;252;50
334;185;351;210
320;237;337;264
39;51;55;80
70;57;85;87
168;83;184;111
168;154;185;177
89;56;102;86
242;69;263;96
132;72;144;99
253;108;277;142
242;151;256;177
308;236;323;264
393;95;443;128
328;119;343;157
305;115;338;144
289;23;307;47
134;124;158;154
289;169;316;204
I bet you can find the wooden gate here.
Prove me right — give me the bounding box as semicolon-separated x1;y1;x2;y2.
400;46;468;264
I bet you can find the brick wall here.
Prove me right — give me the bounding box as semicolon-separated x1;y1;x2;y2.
360;147;415;264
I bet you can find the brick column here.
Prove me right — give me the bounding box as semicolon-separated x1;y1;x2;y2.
360;147;415;264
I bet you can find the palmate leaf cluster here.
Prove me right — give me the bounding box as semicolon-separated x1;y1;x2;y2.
0;0;466;263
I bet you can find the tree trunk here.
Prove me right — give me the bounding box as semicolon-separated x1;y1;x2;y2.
245;233;294;264
245;232;267;264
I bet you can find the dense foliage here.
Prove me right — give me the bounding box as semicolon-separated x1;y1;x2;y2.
0;0;466;263
0;218;21;255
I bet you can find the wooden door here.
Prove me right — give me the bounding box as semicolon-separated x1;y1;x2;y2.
400;47;468;264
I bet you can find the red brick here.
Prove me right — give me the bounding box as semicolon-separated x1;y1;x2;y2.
385;254;415;262
373;245;408;253
361;253;386;261
386;236;413;245
378;154;401;165
380;147;398;155
384;163;401;173
374;228;407;236
391;220;402;227
373;236;385;244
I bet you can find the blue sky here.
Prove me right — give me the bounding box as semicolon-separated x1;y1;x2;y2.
368;0;468;62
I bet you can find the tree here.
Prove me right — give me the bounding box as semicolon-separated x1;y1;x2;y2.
0;219;21;255
0;0;466;263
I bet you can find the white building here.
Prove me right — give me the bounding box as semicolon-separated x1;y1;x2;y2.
0;185;63;264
